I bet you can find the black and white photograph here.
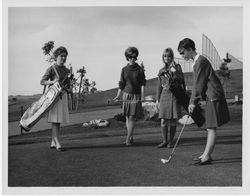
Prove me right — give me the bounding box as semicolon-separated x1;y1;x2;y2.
2;0;250;195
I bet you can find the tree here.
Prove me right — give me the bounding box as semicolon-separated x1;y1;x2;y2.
42;41;97;111
72;66;98;110
218;58;231;94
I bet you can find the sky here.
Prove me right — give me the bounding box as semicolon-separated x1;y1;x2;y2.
7;6;243;96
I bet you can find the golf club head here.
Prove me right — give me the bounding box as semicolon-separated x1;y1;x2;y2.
161;158;170;164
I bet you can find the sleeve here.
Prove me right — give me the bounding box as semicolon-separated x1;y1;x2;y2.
140;68;146;86
156;76;162;102
40;66;54;84
118;68;126;90
190;60;210;105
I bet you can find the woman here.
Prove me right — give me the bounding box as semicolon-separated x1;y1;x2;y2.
113;47;146;146
41;46;71;152
177;38;230;165
156;48;185;148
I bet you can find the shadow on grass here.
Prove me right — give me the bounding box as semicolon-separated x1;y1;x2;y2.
63;134;241;151
212;157;242;164
64;141;160;150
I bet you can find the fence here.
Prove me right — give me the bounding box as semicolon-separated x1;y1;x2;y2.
202;33;222;70
174;57;193;73
175;34;223;72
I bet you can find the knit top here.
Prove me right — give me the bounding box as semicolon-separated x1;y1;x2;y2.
118;63;146;94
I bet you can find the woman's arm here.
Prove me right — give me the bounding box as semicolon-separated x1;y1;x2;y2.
190;60;210;105
40;66;58;86
113;89;122;101
113;68;125;101
156;76;162;110
141;85;145;101
156;77;162;102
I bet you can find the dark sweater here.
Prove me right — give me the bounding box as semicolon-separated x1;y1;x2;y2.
190;55;225;104
119;63;146;94
41;65;70;85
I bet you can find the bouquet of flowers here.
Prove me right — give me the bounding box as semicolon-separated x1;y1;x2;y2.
41;41;56;64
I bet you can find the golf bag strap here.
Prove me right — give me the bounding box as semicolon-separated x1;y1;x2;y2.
42;65;60;94
52;65;60;80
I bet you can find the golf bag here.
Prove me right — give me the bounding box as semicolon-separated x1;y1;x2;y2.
160;69;205;127
169;77;205;127
19;81;64;131
19;65;70;132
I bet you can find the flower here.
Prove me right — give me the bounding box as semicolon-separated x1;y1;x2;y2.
42;41;54;55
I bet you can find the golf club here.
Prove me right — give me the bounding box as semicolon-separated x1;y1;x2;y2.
161;115;190;164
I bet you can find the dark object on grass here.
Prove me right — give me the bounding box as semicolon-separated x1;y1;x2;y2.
114;113;126;122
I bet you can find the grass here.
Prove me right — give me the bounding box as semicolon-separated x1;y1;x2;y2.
8;104;242;187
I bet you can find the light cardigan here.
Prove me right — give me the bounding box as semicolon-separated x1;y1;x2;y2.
190;55;226;105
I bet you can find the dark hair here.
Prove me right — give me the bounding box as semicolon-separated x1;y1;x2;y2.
177;38;196;52
53;46;68;58
162;48;174;63
124;47;139;60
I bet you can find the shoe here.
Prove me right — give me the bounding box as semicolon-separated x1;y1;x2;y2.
156;142;168;148
167;143;174;148
192;157;213;162
193;158;212;166
56;147;65;152
123;137;134;145
124;142;132;147
192;157;202;161
50;146;56;149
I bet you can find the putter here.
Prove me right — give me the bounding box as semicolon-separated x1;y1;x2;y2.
161;115;190;164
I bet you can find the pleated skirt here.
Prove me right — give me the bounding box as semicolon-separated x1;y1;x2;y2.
205;99;230;128
48;93;69;123
122;92;143;119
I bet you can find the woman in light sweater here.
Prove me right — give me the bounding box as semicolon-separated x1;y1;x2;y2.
156;48;185;148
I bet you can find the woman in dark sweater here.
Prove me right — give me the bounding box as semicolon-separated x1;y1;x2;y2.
113;47;146;146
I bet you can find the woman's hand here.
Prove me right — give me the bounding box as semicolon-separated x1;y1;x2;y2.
51;78;59;84
188;104;196;114
113;96;120;102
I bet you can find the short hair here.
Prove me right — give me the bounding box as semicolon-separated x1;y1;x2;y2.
124;47;139;60
53;46;68;58
177;38;196;52
162;48;174;62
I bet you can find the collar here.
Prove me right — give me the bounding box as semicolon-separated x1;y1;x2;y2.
192;53;200;67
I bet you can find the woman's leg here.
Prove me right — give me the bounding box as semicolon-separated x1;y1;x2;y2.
199;128;217;161
125;116;135;145
168;119;177;148
157;119;168;148
52;122;62;149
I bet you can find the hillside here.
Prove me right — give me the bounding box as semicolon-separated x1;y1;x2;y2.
8;69;242;121
81;69;242;109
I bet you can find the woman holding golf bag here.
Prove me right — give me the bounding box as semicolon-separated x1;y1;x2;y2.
113;47;146;146
177;38;230;165
156;48;186;148
41;46;71;152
